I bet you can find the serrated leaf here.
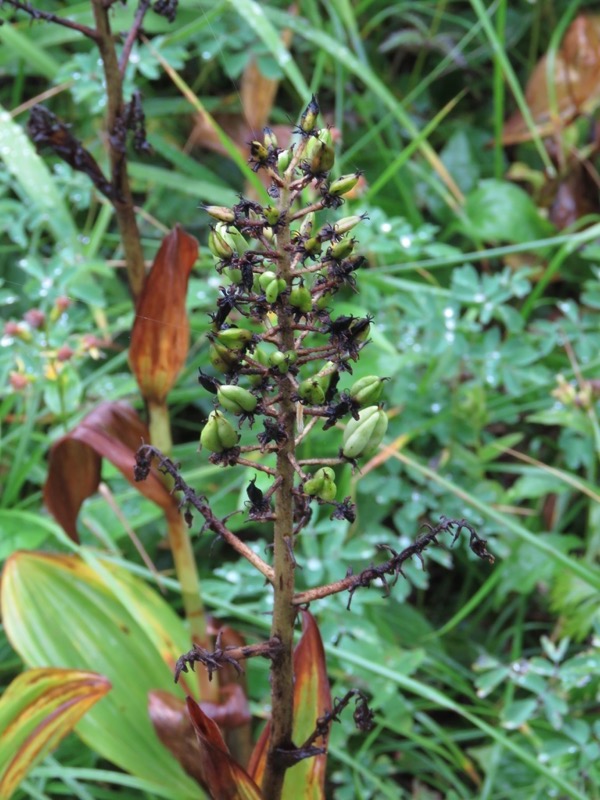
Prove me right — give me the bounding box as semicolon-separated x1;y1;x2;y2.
248;611;331;799
0;668;110;800
1;552;203;800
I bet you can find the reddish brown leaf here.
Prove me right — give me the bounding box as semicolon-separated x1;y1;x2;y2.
149;691;206;789
503;15;600;144
248;611;331;799
185;697;263;800
44;402;177;541
129;226;198;403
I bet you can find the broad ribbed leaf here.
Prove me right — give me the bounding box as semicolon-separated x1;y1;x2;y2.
44;401;177;541
248;612;330;799
0;668;110;800
129;226;198;403
185;697;263;800
1;552;203;800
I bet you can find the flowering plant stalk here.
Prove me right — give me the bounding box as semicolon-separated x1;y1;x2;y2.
135;96;493;800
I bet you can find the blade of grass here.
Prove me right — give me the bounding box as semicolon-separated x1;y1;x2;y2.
0;24;59;78
332;647;588;800
240;3;465;208
391;447;600;591
469;0;554;174
141;35;268;202
492;0;507;179
0;104;77;243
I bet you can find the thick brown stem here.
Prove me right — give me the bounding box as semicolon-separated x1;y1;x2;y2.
91;0;145;299
262;187;297;800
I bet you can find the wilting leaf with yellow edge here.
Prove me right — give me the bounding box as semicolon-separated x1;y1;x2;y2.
248;611;331;799
129;225;198;403
0;668;110;800
1;552;204;800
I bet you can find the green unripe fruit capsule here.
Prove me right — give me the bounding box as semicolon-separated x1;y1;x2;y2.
263;206;280;226
342;406;388;459
300;95;320;133
265;279;281;304
316;289;334;310
269;350;296;374
330;237;355;260
250;140;269;163
304;467;336;501
317;128;333;147
304;236;322;256
263;126;278;149
328;173;361;197
209;228;233;260
349;317;371;343
289;285;312;313
216;223;249;255
299;212;315;238
263;226;275;243
349;376;385;406
333;215;363;236
200;410;239;452
222;267;242;284
310;141;335;174
298;378;325;405
278;148;292;172
209;342;242;373
216;327;253;348
217;385;258;414
259;271;278;291
204;205;236;223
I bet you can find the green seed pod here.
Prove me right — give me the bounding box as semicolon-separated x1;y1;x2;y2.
289;284;312;313
216;223;249;255
299;212;315;238
259;271;278;291
300;95;320;133
328;172;361;197
310;141;335;174
217;385;258;414
263;126;278;149
269;350;296;374
317;128;333;147
204;205;236;223
208;227;233;260
216;327;253;349
342;406;388;459
209;342;242;373
200;410;239;452
330;237;355;260
298;378;325;405
304;236;322;256
314;361;337;394
250;140;269;164
316;289;334;310
265;279;281;304
245;348;269;386
263;205;280;226
349;376;386;407
304;467;336;500
349;317;371;343
277;148;292;172
263;226;276;243
222;266;242;284
333;215;363;236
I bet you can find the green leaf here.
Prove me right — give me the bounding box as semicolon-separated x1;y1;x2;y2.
1;552;204;800
0;105;77;243
461;179;554;244
0;668;110;800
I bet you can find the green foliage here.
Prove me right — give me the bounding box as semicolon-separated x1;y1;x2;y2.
1;1;600;799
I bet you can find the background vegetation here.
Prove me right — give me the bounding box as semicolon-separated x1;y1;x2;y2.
1;1;600;798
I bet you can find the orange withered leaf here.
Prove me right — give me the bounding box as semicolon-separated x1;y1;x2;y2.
248;611;331;798
44;401;177;541
185;696;264;800
129;226;198;403
503;15;600;144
